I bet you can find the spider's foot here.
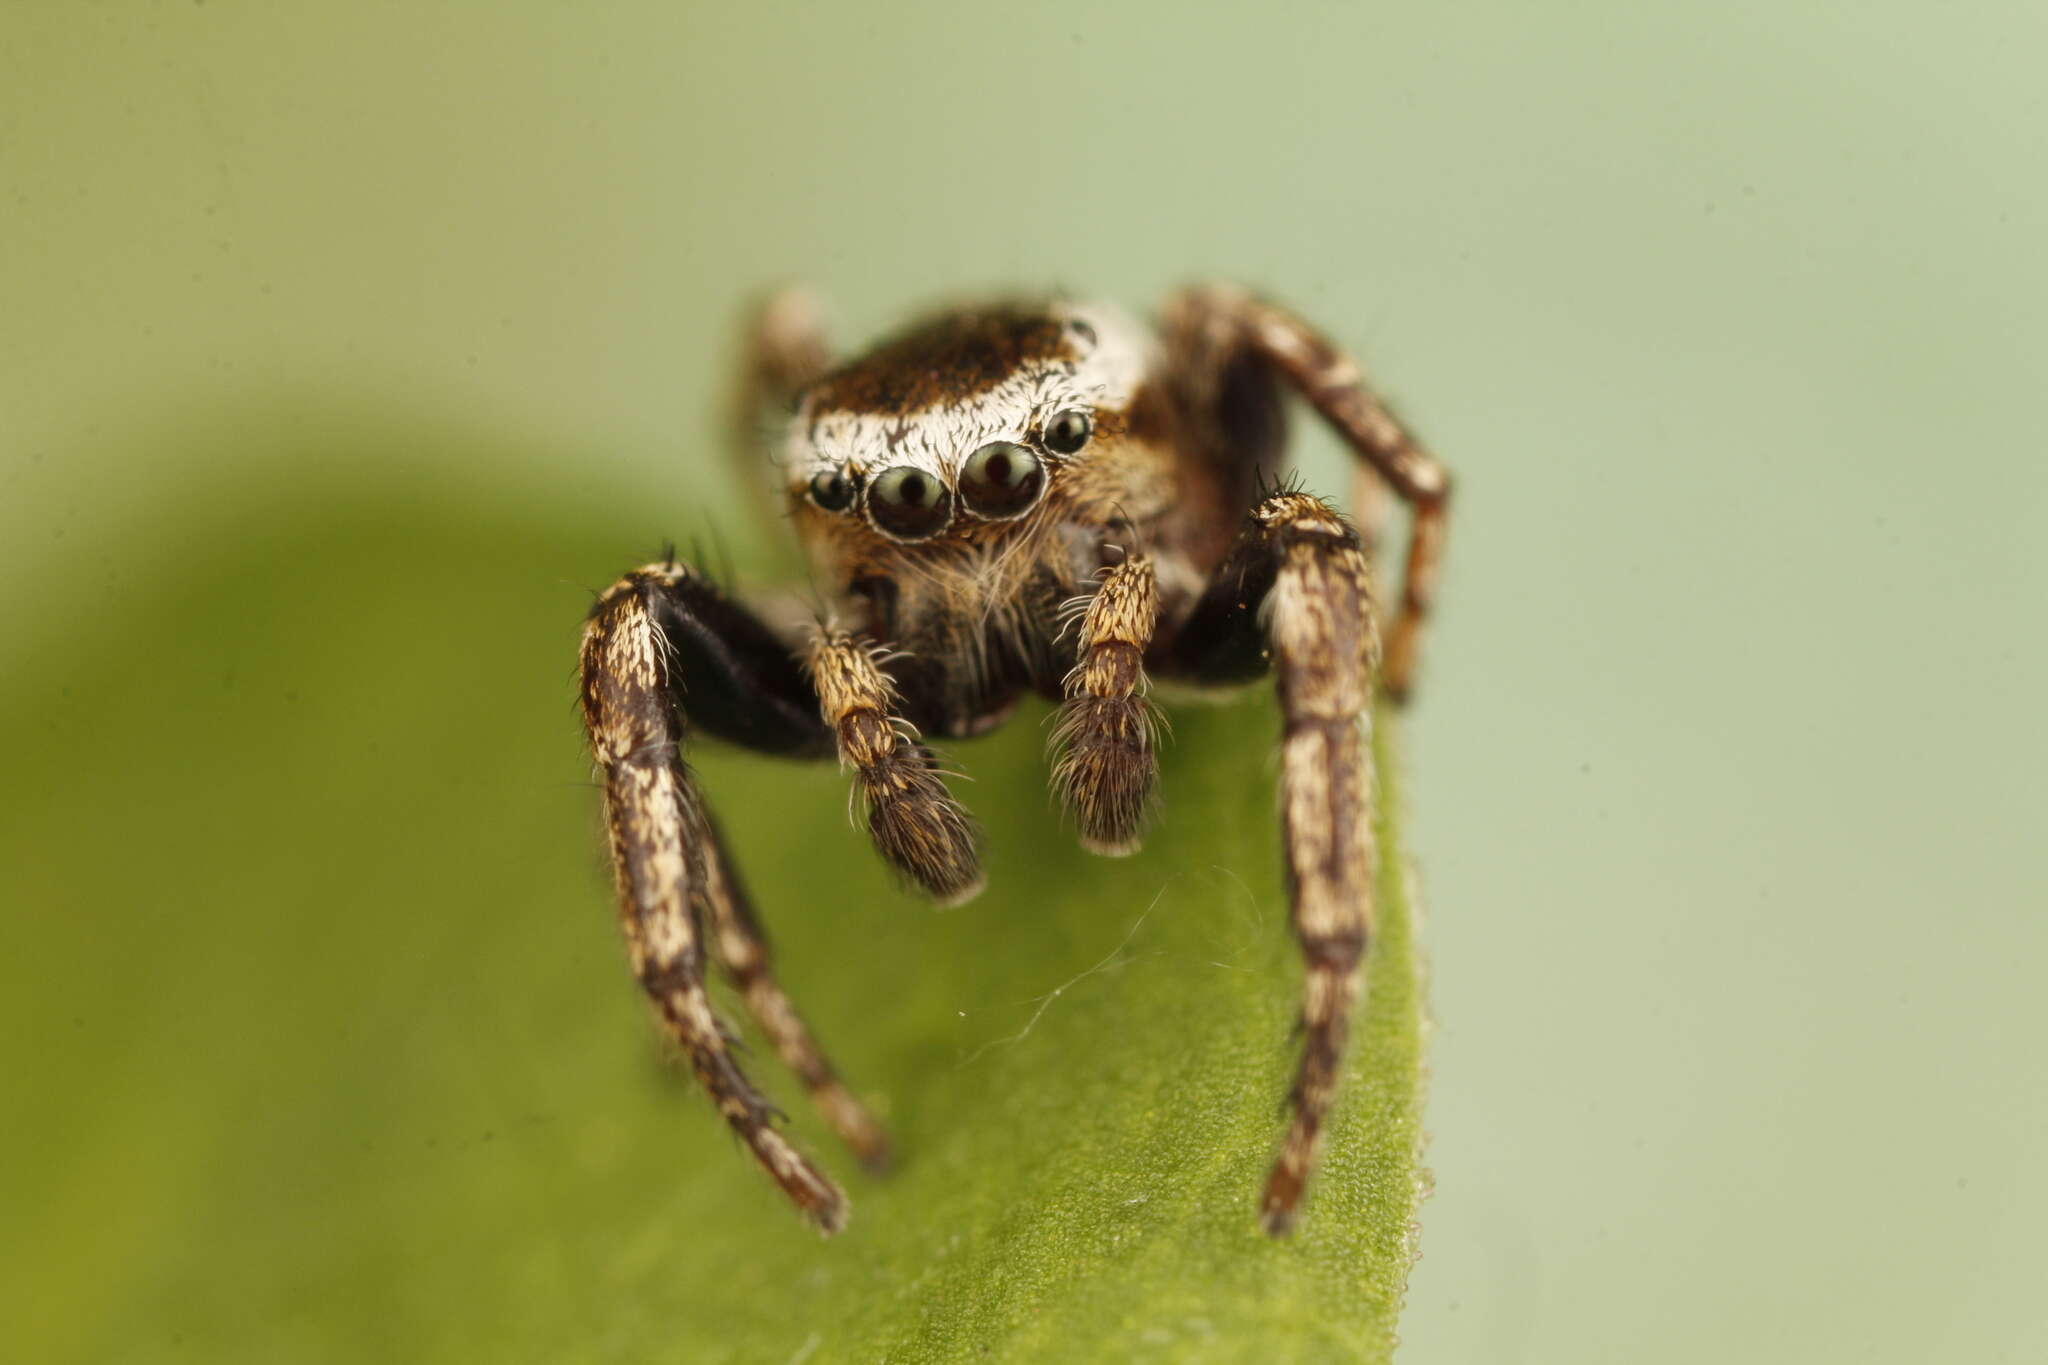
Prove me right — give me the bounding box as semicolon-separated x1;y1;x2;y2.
1258;1156;1309;1239
750;1124;851;1236
932;871;987;909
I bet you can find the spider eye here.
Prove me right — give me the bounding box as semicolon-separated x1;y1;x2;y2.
959;441;1045;520
807;470;855;512
1041;408;1093;455
866;465;953;540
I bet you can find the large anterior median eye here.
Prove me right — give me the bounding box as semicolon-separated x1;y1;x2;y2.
959;441;1045;520
865;465;953;540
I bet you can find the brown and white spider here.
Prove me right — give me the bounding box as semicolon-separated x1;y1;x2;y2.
577;283;1451;1237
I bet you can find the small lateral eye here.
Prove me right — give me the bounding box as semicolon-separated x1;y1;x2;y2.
1041;408;1093;455
959;441;1045;520
807;469;855;512
866;464;953;540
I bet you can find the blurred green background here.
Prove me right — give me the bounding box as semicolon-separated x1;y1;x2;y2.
5;2;2045;1361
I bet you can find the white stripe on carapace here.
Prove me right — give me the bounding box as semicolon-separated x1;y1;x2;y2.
784;301;1154;493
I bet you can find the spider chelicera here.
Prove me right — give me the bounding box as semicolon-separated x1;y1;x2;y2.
578;283;1451;1236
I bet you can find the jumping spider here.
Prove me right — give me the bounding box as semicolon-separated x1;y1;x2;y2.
578;284;1451;1236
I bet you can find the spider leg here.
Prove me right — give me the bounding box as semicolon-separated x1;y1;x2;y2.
807;628;983;905
1165;283;1452;701
1158;492;1379;1236
1050;554;1162;855
580;561;869;1234
696;807;893;1173
728;286;835;534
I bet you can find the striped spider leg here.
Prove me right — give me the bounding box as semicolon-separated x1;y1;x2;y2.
1161;283;1453;702
1157;491;1382;1235
1146;285;1452;1230
579;564;915;1232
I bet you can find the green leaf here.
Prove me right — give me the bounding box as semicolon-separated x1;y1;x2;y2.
2;452;1428;1363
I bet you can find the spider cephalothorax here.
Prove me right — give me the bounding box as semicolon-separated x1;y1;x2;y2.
784;303;1177;727
579;283;1451;1235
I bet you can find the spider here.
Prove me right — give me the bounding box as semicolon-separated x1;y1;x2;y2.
578;283;1451;1237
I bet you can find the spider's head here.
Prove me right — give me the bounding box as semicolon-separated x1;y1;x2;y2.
785;301;1152;555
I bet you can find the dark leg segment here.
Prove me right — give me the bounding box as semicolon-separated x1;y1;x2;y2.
1169;283;1452;701
650;570;837;760
1161;493;1379;1236
580;562;864;1234
1050;554;1162;855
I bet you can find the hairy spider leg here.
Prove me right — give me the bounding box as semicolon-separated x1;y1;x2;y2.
1165;284;1452;702
696;807;893;1172
1050;553;1163;856
1157;492;1380;1236
579;562;888;1232
728;286;836;538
